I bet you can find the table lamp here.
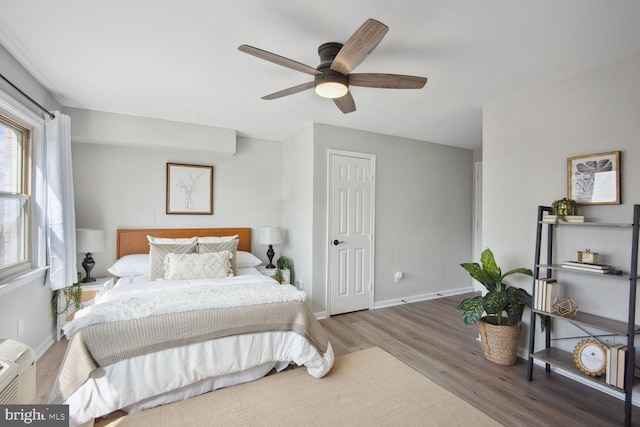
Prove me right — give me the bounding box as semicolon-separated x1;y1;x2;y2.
76;228;106;282
259;226;282;269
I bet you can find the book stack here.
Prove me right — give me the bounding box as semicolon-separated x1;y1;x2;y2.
542;215;585;223
561;261;610;273
607;344;627;389
533;278;559;312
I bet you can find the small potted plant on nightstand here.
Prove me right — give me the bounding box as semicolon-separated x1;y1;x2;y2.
457;248;533;366
51;282;82;316
274;255;294;285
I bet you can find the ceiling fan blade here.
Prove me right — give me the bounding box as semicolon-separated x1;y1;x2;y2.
330;19;389;75
239;45;321;76
261;81;315;100
349;73;427;89
333;91;356;114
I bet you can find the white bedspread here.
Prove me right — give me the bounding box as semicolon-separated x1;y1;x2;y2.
60;274;334;426
64;275;305;337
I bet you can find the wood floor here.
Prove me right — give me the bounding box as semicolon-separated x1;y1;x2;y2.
36;293;636;426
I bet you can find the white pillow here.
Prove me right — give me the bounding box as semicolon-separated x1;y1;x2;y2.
147;235;197;244
164;251;233;280
197;235;239;243
107;254;149;277
236;251;262;268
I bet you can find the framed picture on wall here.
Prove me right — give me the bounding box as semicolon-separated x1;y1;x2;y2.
567;151;620;205
166;163;213;214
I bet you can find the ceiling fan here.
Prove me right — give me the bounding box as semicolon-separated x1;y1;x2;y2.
238;19;427;114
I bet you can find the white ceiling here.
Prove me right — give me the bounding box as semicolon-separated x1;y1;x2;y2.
1;1;639;151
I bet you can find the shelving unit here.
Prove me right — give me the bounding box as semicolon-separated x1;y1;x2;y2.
526;204;640;427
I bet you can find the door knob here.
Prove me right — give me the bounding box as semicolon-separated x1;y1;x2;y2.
333;239;345;246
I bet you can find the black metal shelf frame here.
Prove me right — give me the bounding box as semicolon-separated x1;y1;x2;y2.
526;204;640;427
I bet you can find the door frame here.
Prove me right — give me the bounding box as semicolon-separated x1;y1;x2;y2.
473;161;483;292
326;149;376;315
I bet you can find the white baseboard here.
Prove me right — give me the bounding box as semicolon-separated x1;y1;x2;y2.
34;335;55;360
316;286;474;318
373;286;474;309
314;310;328;320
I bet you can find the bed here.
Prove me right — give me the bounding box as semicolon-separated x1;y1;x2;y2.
49;228;334;427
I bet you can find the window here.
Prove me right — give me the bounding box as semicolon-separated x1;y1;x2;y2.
0;115;30;277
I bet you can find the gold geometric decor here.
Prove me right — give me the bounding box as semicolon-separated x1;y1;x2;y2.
552;297;579;317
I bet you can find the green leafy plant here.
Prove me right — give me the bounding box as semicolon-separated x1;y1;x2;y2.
274;255;294;285
457;248;533;326
51;282;82;316
551;197;578;226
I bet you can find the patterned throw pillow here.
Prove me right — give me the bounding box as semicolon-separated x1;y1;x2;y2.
164;251;233;280
197;239;239;274
149;242;197;280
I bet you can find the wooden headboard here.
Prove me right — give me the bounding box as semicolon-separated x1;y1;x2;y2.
117;228;252;258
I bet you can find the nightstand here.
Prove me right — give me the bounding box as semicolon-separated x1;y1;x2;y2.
257;266;290;284
78;276;114;306
57;276;114;339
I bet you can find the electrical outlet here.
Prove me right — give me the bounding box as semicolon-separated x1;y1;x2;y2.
17;319;24;337
295;280;303;290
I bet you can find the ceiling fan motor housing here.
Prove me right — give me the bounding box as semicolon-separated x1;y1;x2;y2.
315;42;349;97
317;42;343;68
314;70;349;88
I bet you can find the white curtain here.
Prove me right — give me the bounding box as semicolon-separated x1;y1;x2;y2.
45;112;77;290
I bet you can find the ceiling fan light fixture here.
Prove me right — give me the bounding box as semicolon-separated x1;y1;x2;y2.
315;81;348;98
314;71;349;99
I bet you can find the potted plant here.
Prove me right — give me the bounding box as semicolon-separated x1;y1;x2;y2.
551;197;578;226
51;283;83;316
457;248;533;365
273;255;294;285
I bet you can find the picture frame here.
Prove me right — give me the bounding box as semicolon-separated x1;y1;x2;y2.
573;339;607;377
567;151;620;205
166;163;213;215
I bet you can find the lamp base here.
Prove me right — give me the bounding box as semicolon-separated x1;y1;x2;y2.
82;252;96;283
266;244;275;268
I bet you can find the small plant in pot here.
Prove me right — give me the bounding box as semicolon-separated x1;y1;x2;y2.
551;197;578;226
273;255;294;285
457;248;533;366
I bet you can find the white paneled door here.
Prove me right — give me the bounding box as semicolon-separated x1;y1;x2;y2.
328;150;375;315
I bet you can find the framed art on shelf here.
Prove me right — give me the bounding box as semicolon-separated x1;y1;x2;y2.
166;163;213;214
573;338;607;377
567;151;620;205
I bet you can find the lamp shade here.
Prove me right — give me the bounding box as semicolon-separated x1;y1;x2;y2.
259;226;283;245
76;228;106;253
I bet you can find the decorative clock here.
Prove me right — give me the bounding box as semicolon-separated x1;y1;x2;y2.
573;339;607;377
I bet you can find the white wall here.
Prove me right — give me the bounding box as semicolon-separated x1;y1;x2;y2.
282;125;314;293
72;133;284;277
66;107;237;154
483;55;640;352
310;124;474;313
0;44;61;356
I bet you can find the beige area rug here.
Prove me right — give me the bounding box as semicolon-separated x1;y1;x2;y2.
99;347;502;426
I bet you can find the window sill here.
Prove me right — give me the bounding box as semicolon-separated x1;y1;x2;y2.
0;267;48;297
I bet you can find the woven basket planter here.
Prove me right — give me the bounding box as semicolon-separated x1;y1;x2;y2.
477;316;521;366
